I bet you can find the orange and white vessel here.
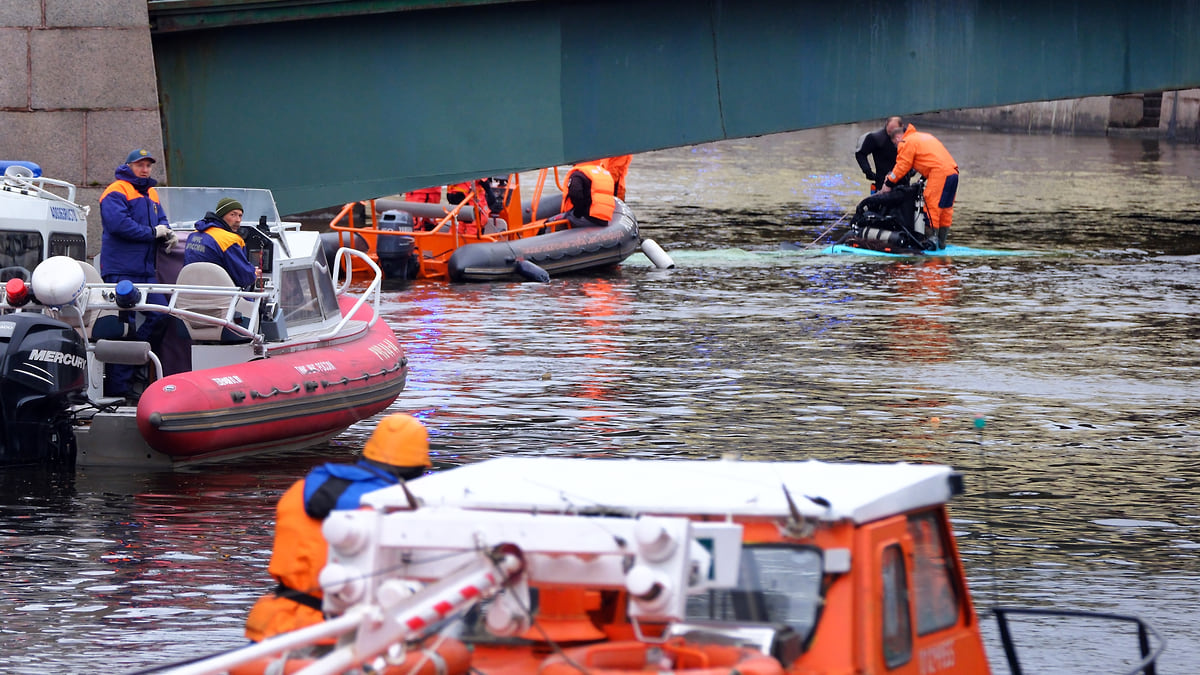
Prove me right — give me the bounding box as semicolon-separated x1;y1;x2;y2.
0;178;407;469
165;456;1162;674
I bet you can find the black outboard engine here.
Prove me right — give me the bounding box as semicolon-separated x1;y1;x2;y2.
0;313;88;468
376;210;419;280
840;180;937;254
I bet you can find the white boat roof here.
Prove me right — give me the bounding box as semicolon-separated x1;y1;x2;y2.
363;457;958;524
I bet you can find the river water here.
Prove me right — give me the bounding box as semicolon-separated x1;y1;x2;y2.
2;125;1198;674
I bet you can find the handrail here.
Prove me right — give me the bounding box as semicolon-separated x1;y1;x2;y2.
331;247;382;330
529;168;554;224
64;282;271;344
992;606;1164;675
2;166;87;212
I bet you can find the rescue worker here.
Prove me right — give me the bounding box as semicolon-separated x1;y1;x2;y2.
184;197;257;290
599;155;632;201
445;182;471;205
244;414;433;643
98;148;174;399
883;124;959;249
556;162;616;228
854;116;904;193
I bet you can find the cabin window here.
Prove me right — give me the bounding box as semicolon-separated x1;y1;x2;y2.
881;543;913;668
0;232;44;279
908;511;961;634
49;233;86;261
685;545;823;645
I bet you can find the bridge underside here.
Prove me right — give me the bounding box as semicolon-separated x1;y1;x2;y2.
152;0;1200;214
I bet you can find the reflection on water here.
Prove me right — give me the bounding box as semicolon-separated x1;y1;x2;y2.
2;126;1199;673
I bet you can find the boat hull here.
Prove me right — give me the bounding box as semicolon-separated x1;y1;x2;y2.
134;300;407;461
447;200;640;282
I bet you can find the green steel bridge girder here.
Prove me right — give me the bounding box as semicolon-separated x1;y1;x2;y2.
150;0;1200;214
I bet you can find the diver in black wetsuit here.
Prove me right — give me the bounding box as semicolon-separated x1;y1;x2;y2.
854;116;905;193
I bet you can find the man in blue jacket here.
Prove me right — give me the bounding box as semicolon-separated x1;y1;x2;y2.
98;149;175;399
184;197;257;290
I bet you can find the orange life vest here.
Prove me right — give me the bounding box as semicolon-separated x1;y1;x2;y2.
563;164;616;222
405;186;442;203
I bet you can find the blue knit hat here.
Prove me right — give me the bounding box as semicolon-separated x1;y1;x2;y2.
125;148;156;165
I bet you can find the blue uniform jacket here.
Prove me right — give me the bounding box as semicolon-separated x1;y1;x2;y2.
184;213;258;289
99;165;169;280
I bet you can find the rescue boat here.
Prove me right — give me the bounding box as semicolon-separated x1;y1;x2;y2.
323;168;672;282
162;457;1164;675
0;167;407;469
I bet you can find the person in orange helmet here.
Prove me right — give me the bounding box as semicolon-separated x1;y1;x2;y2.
244;414;432;643
882;124;959;249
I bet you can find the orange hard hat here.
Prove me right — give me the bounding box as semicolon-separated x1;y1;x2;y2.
363;414;431;467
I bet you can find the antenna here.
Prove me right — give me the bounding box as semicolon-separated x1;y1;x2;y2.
780;484;815;538
975;414;998;607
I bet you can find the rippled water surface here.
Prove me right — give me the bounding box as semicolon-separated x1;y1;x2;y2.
2;125;1198;674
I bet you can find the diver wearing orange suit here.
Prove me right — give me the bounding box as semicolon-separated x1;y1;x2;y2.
599;155;632;201
243;414;432;643
558;163;616;227
883;124;959;249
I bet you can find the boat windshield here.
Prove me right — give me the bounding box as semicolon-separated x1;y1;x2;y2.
685;544;824;644
157;187;282;227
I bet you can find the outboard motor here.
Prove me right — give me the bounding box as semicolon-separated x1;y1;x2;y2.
376;209;419;280
0;313;88;468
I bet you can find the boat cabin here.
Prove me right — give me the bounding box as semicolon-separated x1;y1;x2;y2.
330;457;990;674
155;186;350;345
0;161;88;276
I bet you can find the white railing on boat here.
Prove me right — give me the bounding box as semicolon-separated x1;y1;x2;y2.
59;282;271;347
329;247;382;333
2;164;87;211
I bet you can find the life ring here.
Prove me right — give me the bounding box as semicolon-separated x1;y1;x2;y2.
538;638;784;675
228;637;471;675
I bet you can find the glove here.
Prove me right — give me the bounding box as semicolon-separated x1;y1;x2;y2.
155;225;172;240
864;171;877;182
162;231;179;251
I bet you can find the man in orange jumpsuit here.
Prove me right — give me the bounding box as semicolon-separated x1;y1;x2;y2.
244;414;432;642
599;155;632;201
883;124;959;249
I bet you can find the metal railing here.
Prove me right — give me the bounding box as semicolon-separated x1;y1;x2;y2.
992;606;1164;675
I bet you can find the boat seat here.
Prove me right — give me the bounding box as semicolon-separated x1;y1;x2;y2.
60;260;128;341
175;262;254;343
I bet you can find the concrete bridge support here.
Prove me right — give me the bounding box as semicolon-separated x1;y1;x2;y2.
0;0;164;253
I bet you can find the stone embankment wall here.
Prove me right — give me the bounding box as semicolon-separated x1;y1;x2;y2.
0;0;164;254
914;89;1200;142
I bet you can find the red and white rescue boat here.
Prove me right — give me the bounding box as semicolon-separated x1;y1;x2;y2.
0;176;407;468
